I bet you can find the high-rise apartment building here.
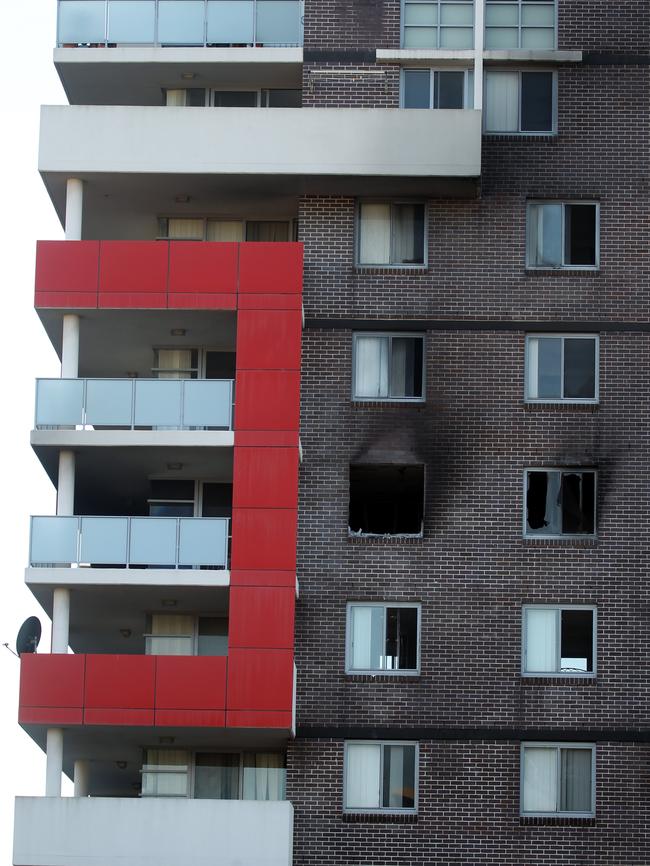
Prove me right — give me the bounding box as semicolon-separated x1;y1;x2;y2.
13;2;649;865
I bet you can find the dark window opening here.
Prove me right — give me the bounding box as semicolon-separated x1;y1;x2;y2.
560;609;594;673
526;470;596;537
349;465;424;536
565;204;597;266
521;71;553;132
386;607;418;670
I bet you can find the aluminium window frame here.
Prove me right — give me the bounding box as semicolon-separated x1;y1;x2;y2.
400;67;474;109
355;200;428;269
351;332;426;403
483;69;557;135
523;467;598;540
400;0;475;50
484;0;557;51
520;742;596;817
521;604;597;678
144;610;228;656
525;201;600;270
345;601;422;676
343;740;419;815
157;216;297;242
524;333;599;405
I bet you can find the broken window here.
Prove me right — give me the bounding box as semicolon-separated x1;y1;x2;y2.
523;606;595;675
353;333;425;401
527;202;599;269
525;335;598;402
525;469;596;537
349;464;424;536
347;604;420;673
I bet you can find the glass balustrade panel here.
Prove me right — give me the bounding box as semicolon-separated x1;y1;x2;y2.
182;380;232;429
30;517;78;565
79;517;129;564
107;0;156;42
207;0;255;44
59;1;106;44
178;518;228;567
134;380;183;427
158;0;206;44
85;379;134;427
35;379;84;428
129;518;178;565
256;0;301;45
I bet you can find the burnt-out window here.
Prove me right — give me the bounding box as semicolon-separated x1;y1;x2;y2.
347;604;420;673
523;606;596;675
525;335;598;403
527;202;599;269
353;333;425;401
525;469;596;538
349;465;424;536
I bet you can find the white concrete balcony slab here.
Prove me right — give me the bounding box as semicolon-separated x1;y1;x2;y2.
14;796;294;866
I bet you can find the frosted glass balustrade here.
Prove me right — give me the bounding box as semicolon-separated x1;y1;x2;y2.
35;379;84;427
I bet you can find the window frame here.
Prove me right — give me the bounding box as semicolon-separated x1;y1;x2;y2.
345;602;422;676
483;69;557;135
343;740;419;815
144;612;229;657
164;88;302;108
351;332;426;403
523;468;597;540
485;0;557;51
401;0;475;50
524;334;599;405
400;67;474;109
520;743;596;817
521;605;597;678
525;201;600;271
356;201;428;269
157;217;298;242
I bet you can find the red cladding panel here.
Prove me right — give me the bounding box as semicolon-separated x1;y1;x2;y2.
231;508;297;571
230;570;296;587
168;242;238;293
229;587;295;649
155;656;227;710
239;243;303;294
237;293;302;311
236;310;302;371
155;709;225;727
35;241;99;293
19;654;85;708
84;655;155;709
34;292;99;309
226;649;293;711
83;708;154;726
234;432;299;448
233;447;299;509
226;710;292;729
168;293;237;310
19;707;83;726
99;242;168;293
234;371;300;431
98;292;168;309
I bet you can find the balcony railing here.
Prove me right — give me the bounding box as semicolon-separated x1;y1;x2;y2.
57;0;304;47
35;378;233;430
29;515;229;568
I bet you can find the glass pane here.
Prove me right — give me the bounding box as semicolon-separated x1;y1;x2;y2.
563;339;596;399
524;608;557;672
213;91;258;106
404;3;437;25
403;26;438;48
440;3;474;25
345;744;381;808
242;754;286;800
403;69;431;109
265;88;302;107
197;617;228;655
182;380;232;428
206;220;244;241
134;380;183;427
484;26;518;48
392;204;425;265
522;4;554;25
195;753;240;799
521;26;555;48
439;26;473;47
485;3;518;25
178;518;228;567
386;607;418;669
560;749;592;812
536;337;562;398
437;71;465;108
141;770;188;796
560;609;593;673
35;379;84;427
359;203;391;264
246;221;290;241
382;745;415;808
527;203;562;267
108;0;156;43
390;337;423;398
256;0;301;45
350;606;384;669
158;0;206;45
523;747;557;812
85;379;133;426
207;0;254;43
129;518;178;565
485;70;518;131
146;635;193;654
354;335;389;398
521;71;553;132
561;472;595;535
59;1;106;44
526;470;561;535
79;517;128;564
566;205;597;266
30;516;78;565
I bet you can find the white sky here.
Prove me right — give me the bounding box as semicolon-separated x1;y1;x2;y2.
0;3;72;862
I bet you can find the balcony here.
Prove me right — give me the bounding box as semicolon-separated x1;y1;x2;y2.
29;515;229;569
14;796;294;866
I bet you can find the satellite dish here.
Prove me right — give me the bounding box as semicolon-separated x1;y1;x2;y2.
16;617;41;655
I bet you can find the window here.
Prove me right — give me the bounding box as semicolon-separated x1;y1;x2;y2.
165;89;302;107
357;203;425;267
521;744;595;816
485;0;556;49
522;606;596;676
484;71;555;133
402;0;474;49
145;613;228;656
525;469;596;538
347;604;420;674
353;333;425;401
525;335;598;403
402;69;474;109
158;217;295;242
349;464;425;537
142;750;286;800
344;742;417;813
526;202;599;269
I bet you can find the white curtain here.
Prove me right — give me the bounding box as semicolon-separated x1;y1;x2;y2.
351;606;384;670
527;203;562;267
392;205;417;264
485;71;519;132
390;338;408;396
155;349;194;380
148;614;194;655
167;218;204;239
142;749;189;797
354;336;388;398
165;89;187;106
206;220;244;241
386;745;404;808
525;609;557;672
345;744;380;808
242;753;285;801
560;749;592;812
526;337;539;399
523;747;557;812
359;203;391;265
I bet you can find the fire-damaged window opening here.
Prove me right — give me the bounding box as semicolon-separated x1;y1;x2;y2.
525;469;596;538
349;464;424;537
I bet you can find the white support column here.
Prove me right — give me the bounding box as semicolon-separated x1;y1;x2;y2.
51;587;71;654
74;760;90;797
61;314;80;378
45;728;64;797
473;0;485;111
57;450;75;516
65;178;84;241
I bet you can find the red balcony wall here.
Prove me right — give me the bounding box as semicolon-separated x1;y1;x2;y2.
229;587;295;649
155;656;227;710
234;371;301;431
98;242;168;294
18;654;85;725
230;508;298;571
226;649;294;712
168;242;238;294
35;241;99;293
238;243;303;295
236;310;302;371
232;447;299;509
84;655;155;725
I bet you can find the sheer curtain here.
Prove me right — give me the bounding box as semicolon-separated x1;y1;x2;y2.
392;205;423;264
523;747;557;812
351;606;384;670
168;218;205;239
485;71;519;131
246;221;290;242
525;608;557;672
560;748;592;812
527;204;562;267
148;613;194;655
354;336;388;398
206;220;244;241
165;89;187;106
345;744;380;808
155;349;195;380
141;749;189;797
359;204;391;264
194;753;239;799
242;753;286;801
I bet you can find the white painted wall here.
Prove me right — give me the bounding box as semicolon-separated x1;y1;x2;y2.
14;797;294;866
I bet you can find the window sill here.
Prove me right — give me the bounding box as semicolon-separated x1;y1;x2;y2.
519;816;595;826
523;402;599;412
342;812;418;824
346;672;420;682
521;676;596;686
484;132;557;140
522;536;597;548
354;266;428;276
524;268;600;276
348;533;423;544
351;400;426;409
